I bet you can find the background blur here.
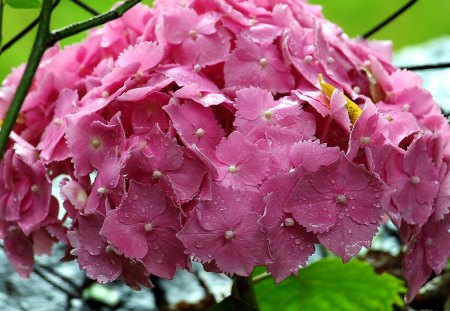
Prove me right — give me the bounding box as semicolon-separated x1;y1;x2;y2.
1;0;450;81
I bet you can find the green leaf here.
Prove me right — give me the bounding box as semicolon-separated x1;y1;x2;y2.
5;0;41;9
255;258;406;311
207;296;259;311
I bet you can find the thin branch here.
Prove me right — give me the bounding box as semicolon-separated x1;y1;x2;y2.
0;0;53;157
49;0;142;46
39;264;80;291
70;0;99;16
362;0;418;39
400;62;450;71
0;0;60;54
34;267;80;298
251;272;272;284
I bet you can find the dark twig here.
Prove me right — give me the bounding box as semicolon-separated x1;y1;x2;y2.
400;62;450;71
70;0;99;16
362;0;418;38
39;264;80;291
34;267;80;298
0;0;60;55
49;0;141;46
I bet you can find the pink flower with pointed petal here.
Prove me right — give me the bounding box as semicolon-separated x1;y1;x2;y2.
403;216;450;302
214;131;271;188
261;173;316;282
387;133;441;225
0;222;34;278
69;212;152;288
101;181;187;279
177;184;272;276
85;154;125;215
37;89;78;163
156;7;230;66
285;153;392;260
224;33;294;93
164;100;224;150
65;112;126;177
289;139;340;172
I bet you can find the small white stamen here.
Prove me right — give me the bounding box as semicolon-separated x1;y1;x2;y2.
248;18;257;26
91;138;102;149
31;184;40;193
259;57;268;67
135;71;143;79
144;223;154;232
153;170;162;180
402;104;410;112
101;91;109;99
228;165;237;174
384;114;393;122
359;136;371;145
97;187;107;195
336;194;347;204
304;55;313;63
284;217;295;227
53;118;63;126
193;64;202;72
353;86;361;94
189;29;198;40
410;176;421;185
195;128;205;137
326;56;335;64
224;230;234;240
263;111;272;120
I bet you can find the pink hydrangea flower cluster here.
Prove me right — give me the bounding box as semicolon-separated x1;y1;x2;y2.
0;0;449;300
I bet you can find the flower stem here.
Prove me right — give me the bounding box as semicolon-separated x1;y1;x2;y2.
252;272;272;284
0;0;142;158
232;276;259;309
49;0;142;46
0;0;53;156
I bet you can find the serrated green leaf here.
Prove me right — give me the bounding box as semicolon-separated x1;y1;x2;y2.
255;258;406;311
5;0;41;9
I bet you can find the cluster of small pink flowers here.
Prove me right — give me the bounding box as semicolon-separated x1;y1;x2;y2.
0;0;449;300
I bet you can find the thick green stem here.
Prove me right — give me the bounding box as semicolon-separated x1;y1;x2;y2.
0;0;142;158
232;276;259;309
0;0;53;156
0;0;3;53
49;0;142;45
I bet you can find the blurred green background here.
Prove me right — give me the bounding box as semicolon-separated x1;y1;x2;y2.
1;0;449;81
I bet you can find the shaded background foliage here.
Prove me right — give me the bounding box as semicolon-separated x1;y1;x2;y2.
1;0;450;80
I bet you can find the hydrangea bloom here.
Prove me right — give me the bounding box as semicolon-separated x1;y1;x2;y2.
0;0;449;302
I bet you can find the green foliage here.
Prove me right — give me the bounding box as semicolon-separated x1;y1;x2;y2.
255;258;406;311
5;0;40;9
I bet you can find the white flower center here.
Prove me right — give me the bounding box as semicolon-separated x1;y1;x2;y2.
152;170;162;180
101;91;109;98
259;57;268;67
402;104;410;112
193;64;202;72
409;176;421;185
284;217;295;227
353;86;361;94
144;223;154;232
304;55;313;63
336;194;347;204
228;165;237;174
189;29;198;40
97;187;107;195
53;118;63;126
91;138;102;150
224;230;235;240
31;184;40;193
263;111;272;120
195;128;205;137
359;136;371;145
